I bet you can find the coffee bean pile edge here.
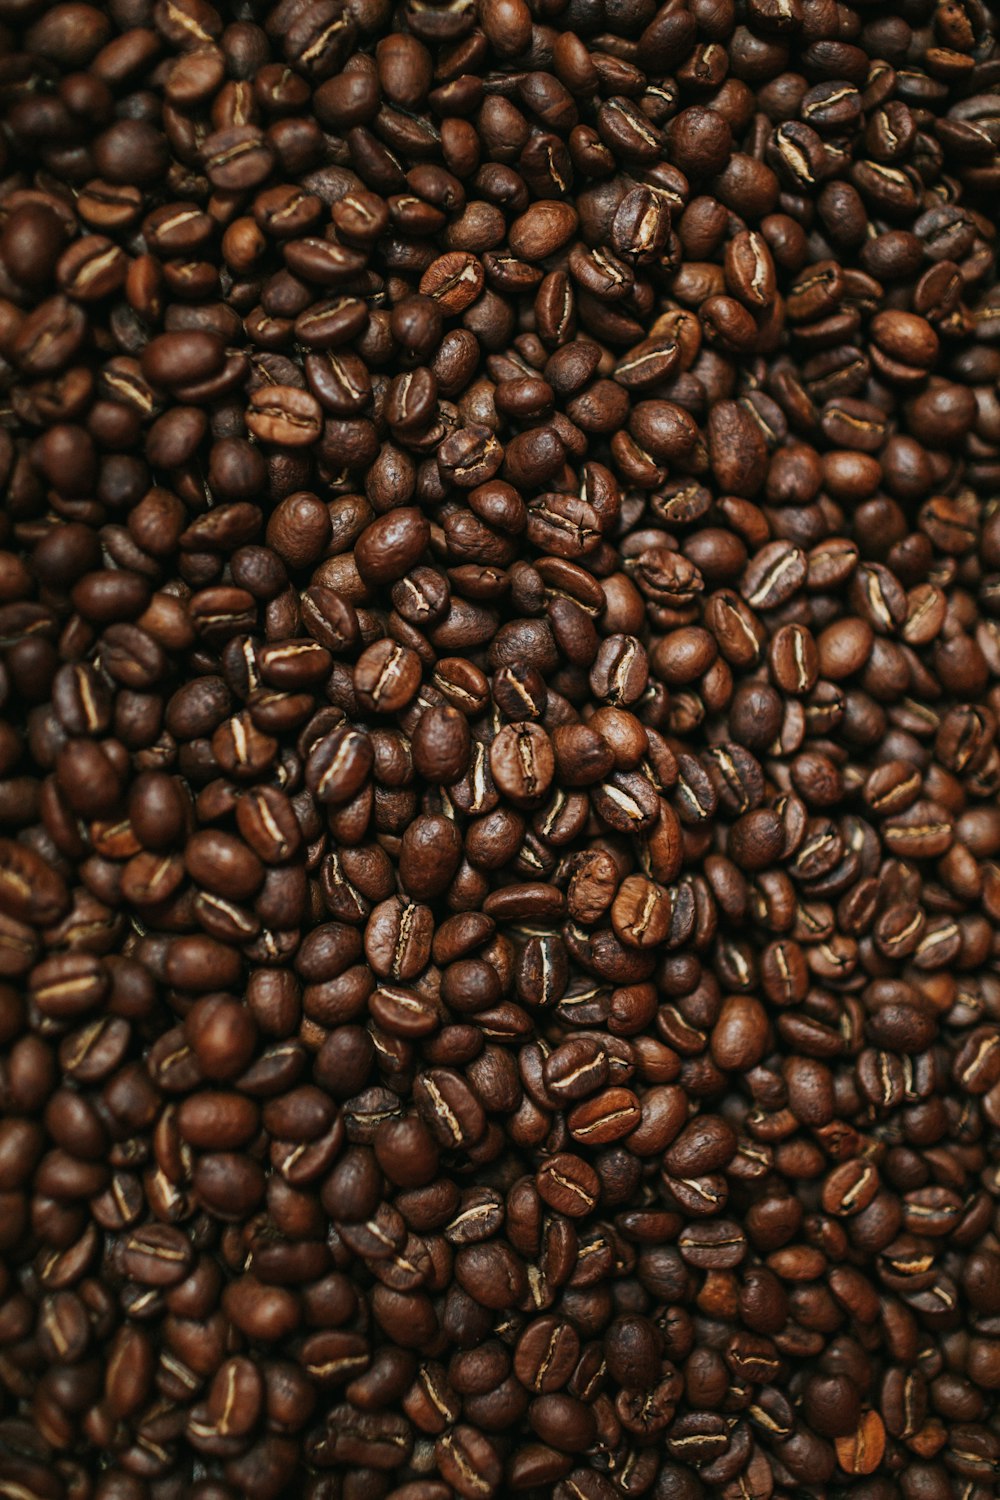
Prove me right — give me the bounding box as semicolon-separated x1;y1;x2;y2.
1;1;1000;1499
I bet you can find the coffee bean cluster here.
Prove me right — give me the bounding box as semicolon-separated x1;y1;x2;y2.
1;0;1000;1496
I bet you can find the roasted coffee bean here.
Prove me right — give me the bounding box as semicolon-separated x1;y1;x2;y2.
246;385;323;447
537;1153;601;1218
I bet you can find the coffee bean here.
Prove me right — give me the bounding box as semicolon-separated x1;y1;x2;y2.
664;1116;738;1176
246;385;323;446
119;1225;193;1288
513;1316;580;1394
566;1086;642;1145
536;1153;600;1217
354;639;422;715
0;838;69;927
421;251;485;314
509;202;579;261
436;1426;502;1499
489;723;555;809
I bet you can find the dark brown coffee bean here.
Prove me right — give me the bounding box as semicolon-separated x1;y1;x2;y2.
536;1154;600;1217
119;1225;193;1287
490;723;555;808
356;509;431;586
567;1087;641;1145
0;838;70;927
354;640;422;715
436;1426;502;1499
515;1316;580;1393
509;202;579;261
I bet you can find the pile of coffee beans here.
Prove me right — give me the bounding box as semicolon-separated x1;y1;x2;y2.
2;0;1000;1496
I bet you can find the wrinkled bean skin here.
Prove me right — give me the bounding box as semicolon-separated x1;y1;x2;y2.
0;2;999;1500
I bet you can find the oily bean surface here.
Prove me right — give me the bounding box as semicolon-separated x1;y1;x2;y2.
0;3;1000;1500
